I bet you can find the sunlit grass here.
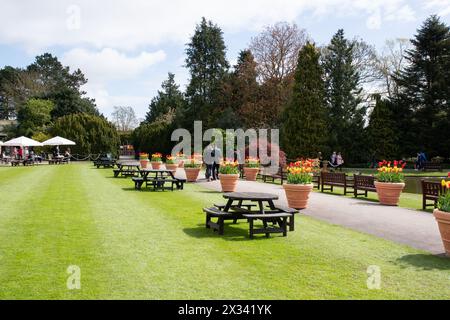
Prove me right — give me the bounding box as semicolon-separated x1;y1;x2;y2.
0;163;448;299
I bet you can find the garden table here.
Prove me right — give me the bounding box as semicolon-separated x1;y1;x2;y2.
136;169;185;191
113;161;141;177
222;192;279;213
204;192;295;237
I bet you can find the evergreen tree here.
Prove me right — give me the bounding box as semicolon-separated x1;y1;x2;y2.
218;50;259;128
365;95;398;160
16;98;54;137
27;53;98;118
395;15;450;157
145;73;184;123
183;18;229;130
281;43;327;159
323;29;366;163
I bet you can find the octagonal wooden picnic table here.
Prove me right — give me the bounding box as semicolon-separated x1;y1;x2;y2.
113;161;141;177
222;192;278;213
205;192;297;238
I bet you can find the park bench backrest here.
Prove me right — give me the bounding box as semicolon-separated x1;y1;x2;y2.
321;172;346;184
354;175;375;188
421;180;443;197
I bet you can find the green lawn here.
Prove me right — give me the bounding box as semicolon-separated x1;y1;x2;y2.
0;163;449;299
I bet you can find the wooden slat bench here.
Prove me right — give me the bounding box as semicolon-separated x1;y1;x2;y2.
270;205;299;231
321;172;354;195
353;174;376;198
423;162;442;172
243;213;290;238
312;174;321;190
259;166;286;184
113;169;139;178
203;207;235;235
132;177;185;191
421;180;444;210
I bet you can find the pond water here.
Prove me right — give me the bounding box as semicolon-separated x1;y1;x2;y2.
403;176;445;194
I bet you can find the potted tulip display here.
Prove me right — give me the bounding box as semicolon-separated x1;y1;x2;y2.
283;160;316;209
375;160;406;206
243;157;260;181
183;158;202;182
165;155;178;173
433;178;450;256
218;160;240;192
151;153;163;170
139;153;149;169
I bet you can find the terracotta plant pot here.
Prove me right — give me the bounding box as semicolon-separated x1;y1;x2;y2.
139;159;149;169
433;209;450;256
184;167;201;182
151;161;162;170
243;167;259;181
283;183;313;209
219;174;240;192
375;181;405;206
165;164;178;173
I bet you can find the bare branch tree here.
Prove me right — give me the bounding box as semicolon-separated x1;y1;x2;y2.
111;106;138;132
377;38;411;98
250;22;308;83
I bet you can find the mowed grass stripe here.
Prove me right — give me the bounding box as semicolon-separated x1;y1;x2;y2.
0;165;110;299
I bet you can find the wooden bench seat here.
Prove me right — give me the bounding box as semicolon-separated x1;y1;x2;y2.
423;162;442;172
421;180;444;210
353;174;376;198
271;205;299;231
321;172;354;195
259;166;286;184
243;213;291;238
114;169;139;178
203;207;234;235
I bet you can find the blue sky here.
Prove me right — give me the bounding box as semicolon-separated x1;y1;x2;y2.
0;0;449;119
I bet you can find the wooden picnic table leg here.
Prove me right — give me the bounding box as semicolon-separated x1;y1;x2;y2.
257;200;270;238
233;200;244;224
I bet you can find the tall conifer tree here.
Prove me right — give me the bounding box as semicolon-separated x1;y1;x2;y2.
281;43;327;159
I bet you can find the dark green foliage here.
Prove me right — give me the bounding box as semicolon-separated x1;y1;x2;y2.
394;15;450;158
51;113;120;155
0;53;98;123
16;98;54;137
281;43;327;159
132;113;175;155
145;73;184;123
182;17;229;129
365;95;398;160
28;53;98;118
323;29;366;163
218;50;259;129
0;67;20;119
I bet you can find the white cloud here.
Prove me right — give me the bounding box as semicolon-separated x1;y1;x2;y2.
423;0;450;16
0;0;417;51
86;86;149;120
62;48;166;83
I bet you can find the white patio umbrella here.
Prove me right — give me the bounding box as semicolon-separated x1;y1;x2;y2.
3;136;43;147
42;136;76;146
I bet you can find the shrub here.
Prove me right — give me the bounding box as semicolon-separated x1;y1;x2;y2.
51;113;120;155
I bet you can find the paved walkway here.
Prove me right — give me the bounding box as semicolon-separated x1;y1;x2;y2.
193;178;444;254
